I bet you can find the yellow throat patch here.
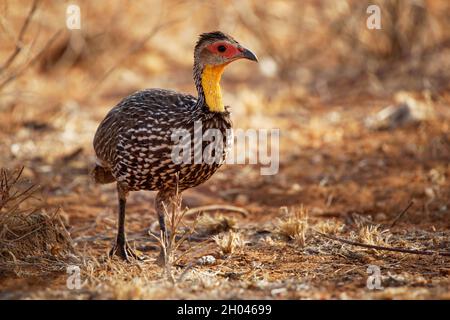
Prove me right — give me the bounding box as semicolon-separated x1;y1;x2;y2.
201;64;226;112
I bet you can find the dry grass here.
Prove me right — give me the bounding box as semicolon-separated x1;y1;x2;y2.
213;231;245;256
356;225;392;246
314;219;345;235
275;206;309;247
0;167;76;275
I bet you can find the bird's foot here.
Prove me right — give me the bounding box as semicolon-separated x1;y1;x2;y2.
109;241;143;262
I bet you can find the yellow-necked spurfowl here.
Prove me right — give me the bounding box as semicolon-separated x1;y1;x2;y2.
92;31;257;261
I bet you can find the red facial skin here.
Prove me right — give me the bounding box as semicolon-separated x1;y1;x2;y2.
206;41;242;59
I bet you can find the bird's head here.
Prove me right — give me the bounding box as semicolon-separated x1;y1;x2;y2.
194;31;258;66
194;31;258;112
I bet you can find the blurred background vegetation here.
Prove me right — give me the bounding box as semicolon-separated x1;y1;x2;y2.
0;0;449;196
1;0;450;105
1;0;450;208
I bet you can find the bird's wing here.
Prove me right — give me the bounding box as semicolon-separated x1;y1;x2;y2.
93;89;197;167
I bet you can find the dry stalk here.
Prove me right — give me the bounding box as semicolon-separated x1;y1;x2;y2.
148;181;199;283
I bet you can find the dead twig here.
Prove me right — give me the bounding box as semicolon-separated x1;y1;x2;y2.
184;205;248;218
1;166;39;210
314;230;450;257
0;0;40;72
389;200;414;228
0;30;63;91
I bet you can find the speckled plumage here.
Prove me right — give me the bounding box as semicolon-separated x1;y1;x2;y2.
93;88;232;192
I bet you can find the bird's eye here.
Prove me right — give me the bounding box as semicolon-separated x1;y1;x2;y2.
217;45;227;53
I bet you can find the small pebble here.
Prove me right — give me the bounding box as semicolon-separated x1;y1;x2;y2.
271;287;287;296
197;255;216;266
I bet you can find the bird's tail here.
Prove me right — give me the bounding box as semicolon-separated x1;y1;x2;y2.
91;165;115;184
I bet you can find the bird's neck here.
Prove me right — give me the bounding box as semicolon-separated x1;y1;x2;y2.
194;64;226;113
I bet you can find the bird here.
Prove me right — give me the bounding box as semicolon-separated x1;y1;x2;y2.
92;31;258;262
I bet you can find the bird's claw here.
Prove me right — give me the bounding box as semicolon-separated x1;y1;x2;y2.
109;242;143;262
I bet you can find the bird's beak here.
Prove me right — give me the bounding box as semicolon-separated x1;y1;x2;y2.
240;47;258;62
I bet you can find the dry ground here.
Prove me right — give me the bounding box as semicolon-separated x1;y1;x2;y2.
0;0;449;299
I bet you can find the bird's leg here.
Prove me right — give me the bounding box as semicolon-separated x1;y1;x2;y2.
109;183;141;262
